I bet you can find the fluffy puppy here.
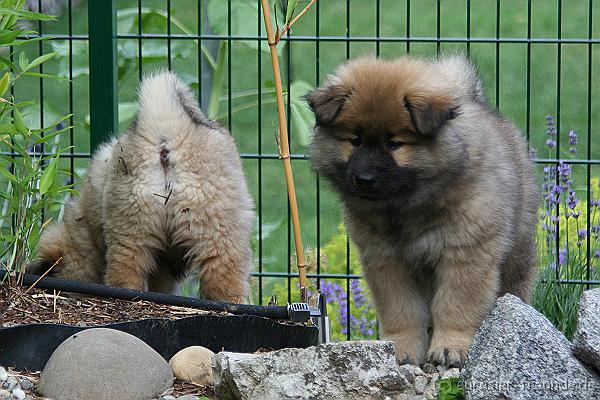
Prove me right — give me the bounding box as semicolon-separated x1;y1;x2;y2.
307;56;538;366
30;71;254;302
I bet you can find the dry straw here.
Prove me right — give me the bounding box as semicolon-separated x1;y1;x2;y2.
260;0;316;303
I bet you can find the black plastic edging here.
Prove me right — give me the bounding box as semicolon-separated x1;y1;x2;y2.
0;271;290;320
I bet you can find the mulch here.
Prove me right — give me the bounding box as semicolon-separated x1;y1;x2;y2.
0;284;226;327
0;283;230;399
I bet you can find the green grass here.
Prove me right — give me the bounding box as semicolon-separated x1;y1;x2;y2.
4;0;600;305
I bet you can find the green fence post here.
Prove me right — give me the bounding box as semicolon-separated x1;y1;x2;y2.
88;0;118;152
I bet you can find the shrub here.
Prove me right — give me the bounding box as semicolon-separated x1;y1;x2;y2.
0;0;73;278
532;115;599;339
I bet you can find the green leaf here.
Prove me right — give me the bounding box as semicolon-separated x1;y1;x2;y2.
13;107;28;135
21;71;67;81
0;166;19;187
0;8;56;22
285;0;298;23
39;156;58;195
0;55;16;70
0;71;9;98
0;29;20;46
18;51;27;71
288;80;315;147
25;52;56;71
118;101;138;125
33;127;71;146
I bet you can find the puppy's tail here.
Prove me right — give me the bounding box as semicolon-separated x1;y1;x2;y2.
134;70;214;134
27;223;67;277
435;55;487;104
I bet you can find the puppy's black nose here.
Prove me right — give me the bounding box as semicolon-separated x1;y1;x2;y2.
354;174;376;189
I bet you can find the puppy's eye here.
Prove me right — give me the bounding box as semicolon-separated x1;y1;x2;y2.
388;140;404;150
349;137;362;147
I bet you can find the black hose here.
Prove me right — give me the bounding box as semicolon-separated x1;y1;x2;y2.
0;270;290;320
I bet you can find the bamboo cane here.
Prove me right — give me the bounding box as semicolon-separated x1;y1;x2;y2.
260;0;308;303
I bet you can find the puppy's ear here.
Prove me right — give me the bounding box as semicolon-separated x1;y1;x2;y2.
404;91;459;136
305;84;350;127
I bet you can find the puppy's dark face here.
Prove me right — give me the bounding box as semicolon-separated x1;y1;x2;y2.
324;129;419;200
307;57;459;203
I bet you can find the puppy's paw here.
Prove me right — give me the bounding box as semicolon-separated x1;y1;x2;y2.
383;332;427;366
395;349;422;366
426;347;466;367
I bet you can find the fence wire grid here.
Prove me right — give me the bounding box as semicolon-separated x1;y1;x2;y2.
3;0;600;341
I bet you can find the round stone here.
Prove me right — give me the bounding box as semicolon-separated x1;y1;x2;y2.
12;388;25;400
177;395;200;400
37;328;173;400
168;346;215;386
19;378;33;391
0;367;7;382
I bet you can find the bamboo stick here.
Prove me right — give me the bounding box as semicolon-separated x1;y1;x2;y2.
260;0;308;302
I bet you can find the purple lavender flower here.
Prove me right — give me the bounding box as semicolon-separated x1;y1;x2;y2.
595;250;600;258
545;115;557;150
351;279;366;309
568;130;578;154
529;147;537;161
558;162;571;180
578;229;587;240
559;249;567;265
546;115;556;133
567;190;579;210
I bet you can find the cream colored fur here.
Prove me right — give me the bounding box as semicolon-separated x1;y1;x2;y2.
32;71;254;302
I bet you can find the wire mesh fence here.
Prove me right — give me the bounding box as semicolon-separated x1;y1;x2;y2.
2;0;599;341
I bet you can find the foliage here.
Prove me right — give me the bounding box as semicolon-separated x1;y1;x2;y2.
437;378;464;400
50;1;314;144
532;116;600;339
0;0;73;277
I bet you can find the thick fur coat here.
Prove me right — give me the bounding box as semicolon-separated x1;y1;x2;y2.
31;71;254;302
307;56;538;366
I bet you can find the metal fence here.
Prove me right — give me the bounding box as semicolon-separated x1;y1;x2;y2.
6;0;600;340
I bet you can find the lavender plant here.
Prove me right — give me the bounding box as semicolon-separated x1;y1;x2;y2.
320;279;377;340
532;115;599;339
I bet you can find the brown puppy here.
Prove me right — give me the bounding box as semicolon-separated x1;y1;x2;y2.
307;56;538;366
30;71;254;303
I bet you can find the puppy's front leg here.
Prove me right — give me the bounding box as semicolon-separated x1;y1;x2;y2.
428;251;500;367
363;264;429;365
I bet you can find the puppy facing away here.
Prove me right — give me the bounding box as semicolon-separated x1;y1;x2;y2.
30;71;254;303
307;56;538;366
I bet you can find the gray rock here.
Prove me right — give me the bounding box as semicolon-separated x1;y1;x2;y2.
413;375;428;395
573;288;600;371
462;294;600;400
176;396;199;400
2;377;16;391
19;378;33;391
0;367;6;382
440;368;460;380
0;389;10;398
397;364;424;384
213;341;409;399
11;388;25;400
38;328;173;400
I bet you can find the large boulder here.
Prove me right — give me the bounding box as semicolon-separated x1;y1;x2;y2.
462;294;600;400
212;340;409;400
573;288;600;371
38;328;173;400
